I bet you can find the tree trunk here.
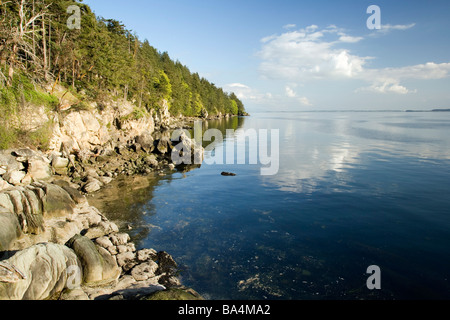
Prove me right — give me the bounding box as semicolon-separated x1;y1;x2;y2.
48;17;51;74
42;17;48;80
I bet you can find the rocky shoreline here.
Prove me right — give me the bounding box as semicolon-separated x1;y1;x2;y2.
0;98;222;300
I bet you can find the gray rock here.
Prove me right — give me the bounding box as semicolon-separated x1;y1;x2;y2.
27;157;52;181
110;233;130;246
66;234;121;286
0;177;12;191
137;248;157;262
52;157;70;169
131;261;159;281
0;209;22;251
82;179;102;194
3;170;26;185
0;243;82;300
156;138;172;155
95;236;114;249
38;183;76;218
156;251;178;276
116;251;137;271
136;132;155;153
12;148;36;158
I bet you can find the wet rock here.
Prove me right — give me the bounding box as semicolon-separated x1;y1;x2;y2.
137;248;157;262
116;251;137;272
221;172;237;176
82;179;102;194
156;251;178;276
143;288;204;301
131;261;159;281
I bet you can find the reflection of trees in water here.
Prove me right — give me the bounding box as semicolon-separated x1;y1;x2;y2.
90;116;247;246
188;116;246;148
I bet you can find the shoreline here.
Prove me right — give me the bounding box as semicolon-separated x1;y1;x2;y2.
0;113;240;300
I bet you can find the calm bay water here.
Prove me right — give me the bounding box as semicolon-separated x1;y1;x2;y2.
92;111;450;300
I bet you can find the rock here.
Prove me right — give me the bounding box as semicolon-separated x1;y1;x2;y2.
144;155;159;168
52;157;70;169
38;183;76;218
3;170;26;185
221;172;237;176
117;245;129;254
52;180;86;205
83;221;119;239
0;177;12;191
137;248;157;262
0;209;22;251
0;167;6;175
110;233;130;246
59;288;90;301
156;137;172;155
12;148;35;158
131;261;159;281
0;243;82;300
156;251;178;276
0;193;14;213
95;236;114;249
116;251;137;272
97;176;113;185
135;132;154;153
66;234;121;286
144;288;204;301
27;156;52;181
82;179;102;194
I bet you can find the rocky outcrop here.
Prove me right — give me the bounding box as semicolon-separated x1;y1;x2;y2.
0;96;208;300
0;243;82;300
0;170;193;301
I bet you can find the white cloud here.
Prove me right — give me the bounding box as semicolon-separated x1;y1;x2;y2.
338;35;364;43
285;86;296;98
283;24;296;30
258;24;450;95
358;81;413;95
379;23;416;33
298;97;312;107
224;83;273;102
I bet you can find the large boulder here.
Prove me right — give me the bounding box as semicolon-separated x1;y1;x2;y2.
35;182;76;218
0;209;22;252
0;243;82;300
66;235;121;287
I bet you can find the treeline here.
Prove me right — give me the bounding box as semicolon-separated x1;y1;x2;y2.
0;0;246;117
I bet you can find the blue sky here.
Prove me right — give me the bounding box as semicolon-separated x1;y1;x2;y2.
83;0;450;112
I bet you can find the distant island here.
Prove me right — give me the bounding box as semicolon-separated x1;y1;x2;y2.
405;109;450;112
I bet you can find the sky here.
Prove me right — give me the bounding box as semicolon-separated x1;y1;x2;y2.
83;0;450;113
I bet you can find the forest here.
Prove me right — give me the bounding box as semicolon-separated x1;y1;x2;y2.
0;0;246;146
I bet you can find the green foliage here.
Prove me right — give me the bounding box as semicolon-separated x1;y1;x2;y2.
1;0;246;125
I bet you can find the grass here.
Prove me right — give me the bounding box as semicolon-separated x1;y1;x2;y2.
0;74;58;150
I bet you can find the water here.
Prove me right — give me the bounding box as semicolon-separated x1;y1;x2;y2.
92;112;450;300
